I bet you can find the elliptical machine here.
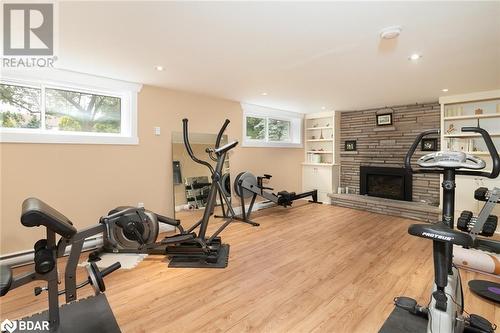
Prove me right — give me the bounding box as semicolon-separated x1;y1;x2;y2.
380;127;499;333
91;119;239;268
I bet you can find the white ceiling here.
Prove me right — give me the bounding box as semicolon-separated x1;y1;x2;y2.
57;1;500;113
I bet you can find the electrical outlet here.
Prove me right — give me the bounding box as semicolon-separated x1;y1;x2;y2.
137;202;144;208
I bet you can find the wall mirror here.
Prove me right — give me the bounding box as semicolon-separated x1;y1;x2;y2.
172;132;230;221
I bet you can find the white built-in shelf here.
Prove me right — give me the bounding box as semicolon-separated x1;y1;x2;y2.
444;132;500;138
301;162;334;166
468;151;492;156
443;114;500;121
306;151;332;154
306;126;333;130
306;139;333;142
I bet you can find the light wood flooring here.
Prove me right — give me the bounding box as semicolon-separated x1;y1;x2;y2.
1;203;498;332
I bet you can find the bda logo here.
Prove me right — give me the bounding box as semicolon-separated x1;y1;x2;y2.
0;319;17;333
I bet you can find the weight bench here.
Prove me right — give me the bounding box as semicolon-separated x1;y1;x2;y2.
1;197;121;332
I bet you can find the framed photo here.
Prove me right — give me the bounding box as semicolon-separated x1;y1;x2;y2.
421;138;438;151
345;140;357;151
376;113;393;126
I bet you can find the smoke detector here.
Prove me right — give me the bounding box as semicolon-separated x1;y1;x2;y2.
380;26;402;40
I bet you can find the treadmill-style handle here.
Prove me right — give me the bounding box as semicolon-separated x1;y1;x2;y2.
460;127;500;179
404;129;440;173
182;119;214;173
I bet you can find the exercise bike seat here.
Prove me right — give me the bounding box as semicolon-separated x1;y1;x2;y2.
408;222;473;247
0;265;13;296
21;198;77;239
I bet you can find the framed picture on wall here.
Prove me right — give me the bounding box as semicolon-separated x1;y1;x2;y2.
421;138;438;151
345;140;357;151
376;113;393;126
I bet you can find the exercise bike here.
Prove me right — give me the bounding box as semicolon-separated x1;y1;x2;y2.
0;198;122;333
380;127;499;333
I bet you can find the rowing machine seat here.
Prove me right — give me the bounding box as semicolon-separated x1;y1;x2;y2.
277;191;296;206
21;198;77;239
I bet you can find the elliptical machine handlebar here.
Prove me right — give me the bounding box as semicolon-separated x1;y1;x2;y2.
405;127;500;178
215;119;230;149
182;118;215;173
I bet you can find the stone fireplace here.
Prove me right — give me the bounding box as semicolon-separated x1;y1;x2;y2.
328;102;442;222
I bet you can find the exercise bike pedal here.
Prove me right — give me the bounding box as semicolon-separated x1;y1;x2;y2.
394;297;428;318
466;314;496;333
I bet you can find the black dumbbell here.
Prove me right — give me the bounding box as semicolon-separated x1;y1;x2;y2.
474;187;489;202
457;211;473;232
33;239;55;274
481;215;498;237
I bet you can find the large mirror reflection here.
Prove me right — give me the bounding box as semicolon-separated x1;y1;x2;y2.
172;132;230;221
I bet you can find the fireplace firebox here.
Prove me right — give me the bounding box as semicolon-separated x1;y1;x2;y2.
360;166;412;201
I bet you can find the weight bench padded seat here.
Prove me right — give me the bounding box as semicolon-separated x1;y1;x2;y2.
21;198;77;239
408;222;473;247
0;265;13;296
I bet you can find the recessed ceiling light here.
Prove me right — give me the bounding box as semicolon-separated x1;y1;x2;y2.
155;65;164;71
261;92;268;96
379;26;402;40
321;106;326;110
408;53;422;61
442;88;449;92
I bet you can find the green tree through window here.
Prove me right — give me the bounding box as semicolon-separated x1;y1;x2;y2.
0;84;41;128
45;88;121;133
268;118;290;141
246;116;266;140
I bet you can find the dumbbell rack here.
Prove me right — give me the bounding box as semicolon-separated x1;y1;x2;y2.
457;187;500;246
458;187;500;304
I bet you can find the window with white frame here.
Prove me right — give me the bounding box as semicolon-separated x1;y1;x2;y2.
242;103;302;148
0;70;141;144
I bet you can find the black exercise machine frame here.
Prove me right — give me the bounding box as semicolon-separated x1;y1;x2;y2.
235;172;320;225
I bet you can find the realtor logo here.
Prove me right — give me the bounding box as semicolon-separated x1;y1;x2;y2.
3;3;54;56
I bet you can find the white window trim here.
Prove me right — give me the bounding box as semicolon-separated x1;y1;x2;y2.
241;103;303;148
0;69;142;145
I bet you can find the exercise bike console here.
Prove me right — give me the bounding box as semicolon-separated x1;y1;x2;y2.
417;151;486;169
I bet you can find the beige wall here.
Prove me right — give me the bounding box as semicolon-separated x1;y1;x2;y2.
0;85;303;254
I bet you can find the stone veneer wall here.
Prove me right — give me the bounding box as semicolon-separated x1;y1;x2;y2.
340;102;441;206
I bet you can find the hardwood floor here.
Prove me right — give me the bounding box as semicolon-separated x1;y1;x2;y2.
1;203;498;332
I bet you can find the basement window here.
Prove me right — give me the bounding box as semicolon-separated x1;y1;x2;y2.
242;103;302;148
0;70;141;144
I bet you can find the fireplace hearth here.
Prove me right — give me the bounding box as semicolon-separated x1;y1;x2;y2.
360;166;412;201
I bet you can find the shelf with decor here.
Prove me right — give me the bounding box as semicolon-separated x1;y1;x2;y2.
306;139;333;142
306;150;332;154
439;89;500;219
302;111;340;203
443;113;500;121
443;132;500;138
306;126;334;131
